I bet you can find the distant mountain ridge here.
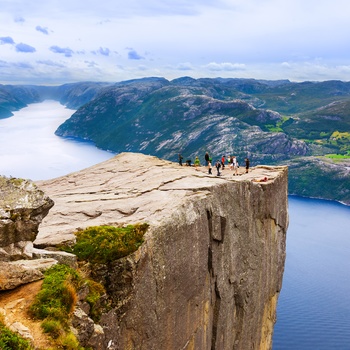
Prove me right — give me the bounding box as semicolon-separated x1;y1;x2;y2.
1;77;349;204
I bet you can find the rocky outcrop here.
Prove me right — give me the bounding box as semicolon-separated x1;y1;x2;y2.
0;177;54;261
0;258;57;291
0;176;77;290
35;153;288;350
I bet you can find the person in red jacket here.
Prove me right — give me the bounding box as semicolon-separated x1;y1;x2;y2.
221;155;225;169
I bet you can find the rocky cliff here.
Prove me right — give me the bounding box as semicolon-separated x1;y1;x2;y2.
32;153;288;350
0;176;77;292
0;177;53;262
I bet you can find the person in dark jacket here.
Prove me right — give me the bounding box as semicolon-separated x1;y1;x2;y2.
215;160;221;176
245;158;250;173
205;152;210;166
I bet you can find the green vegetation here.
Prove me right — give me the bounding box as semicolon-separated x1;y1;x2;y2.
85;279;106;322
65;224;149;265
29;265;81;342
29;223;148;348
324;153;350;160
29;264;102;349
30;265;80;326
287;158;350;205
0;315;34;350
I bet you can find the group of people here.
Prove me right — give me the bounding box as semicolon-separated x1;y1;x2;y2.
178;152;250;177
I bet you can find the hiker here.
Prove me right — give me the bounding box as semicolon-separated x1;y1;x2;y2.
229;155;234;170
208;158;212;174
215;160;221;176
194;156;200;167
253;176;268;182
205;152;210;166
245;158;250;173
221;155;225;169
178;153;183;166
232;156;239;176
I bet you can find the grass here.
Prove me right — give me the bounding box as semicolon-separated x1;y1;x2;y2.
324;153;350;160
29;224;148;348
0;314;34;350
28;264;95;349
29;264;81;326
65;223;149;265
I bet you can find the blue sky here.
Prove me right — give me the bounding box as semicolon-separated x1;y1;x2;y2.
1;0;350;85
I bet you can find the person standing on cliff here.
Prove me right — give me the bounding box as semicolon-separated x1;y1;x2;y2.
232;156;239;176
194;156;200;167
229;155;234;170
205;151;210;166
178;153;183;166
245;158;250;173
215;160;221;176
208;158;212;174
221;155;225;170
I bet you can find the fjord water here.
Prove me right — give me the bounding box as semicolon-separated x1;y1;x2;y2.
0;100;114;181
1;101;349;348
273;196;350;349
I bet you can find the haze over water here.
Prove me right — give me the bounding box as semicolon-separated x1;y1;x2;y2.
1;101;349;349
0;100;114;181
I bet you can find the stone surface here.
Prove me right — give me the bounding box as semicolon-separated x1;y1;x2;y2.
0;177;54;261
71;308;96;345
0;258;57;290
9;322;34;344
34;153;288;350
32;248;77;269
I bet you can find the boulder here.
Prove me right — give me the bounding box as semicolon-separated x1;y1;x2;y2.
0;177;54;261
32;248;77;269
0;258;57;290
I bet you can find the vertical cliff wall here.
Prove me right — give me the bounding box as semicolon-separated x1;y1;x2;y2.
35;153;288;350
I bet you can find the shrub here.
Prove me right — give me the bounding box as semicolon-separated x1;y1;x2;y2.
28;264;105;349
0;315;33;350
68;223;149;265
41;319;64;339
29;264;81;326
85;280;106;321
59;332;80;350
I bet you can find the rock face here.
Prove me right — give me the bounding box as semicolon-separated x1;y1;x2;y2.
0;177;54;261
35;153;288;350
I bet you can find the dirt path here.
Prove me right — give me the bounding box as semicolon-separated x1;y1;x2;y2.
0;280;55;349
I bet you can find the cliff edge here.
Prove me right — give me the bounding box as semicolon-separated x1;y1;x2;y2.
33;153;288;350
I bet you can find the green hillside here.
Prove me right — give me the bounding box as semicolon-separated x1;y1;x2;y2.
1;77;349;204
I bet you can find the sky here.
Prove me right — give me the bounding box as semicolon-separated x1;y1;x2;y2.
1;0;350;85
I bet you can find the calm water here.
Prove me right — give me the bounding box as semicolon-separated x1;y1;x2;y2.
0;100;114;180
273;196;350;349
1;101;349;348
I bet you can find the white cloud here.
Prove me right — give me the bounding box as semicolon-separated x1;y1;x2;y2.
176;62;194;71
0;0;349;84
204;62;246;72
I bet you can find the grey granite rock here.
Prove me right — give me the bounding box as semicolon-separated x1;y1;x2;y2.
0;176;54;261
34;153;288;350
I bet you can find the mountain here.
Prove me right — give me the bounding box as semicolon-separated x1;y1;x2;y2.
0;82;111;118
0;85;41;118
55;78;310;163
1;77;349;204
